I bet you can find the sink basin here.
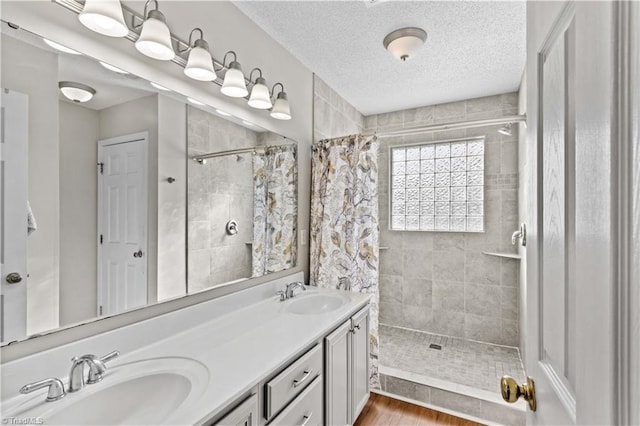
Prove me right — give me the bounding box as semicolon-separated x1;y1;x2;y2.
286;293;347;315
3;357;209;425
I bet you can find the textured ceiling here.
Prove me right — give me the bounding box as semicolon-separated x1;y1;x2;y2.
234;1;526;115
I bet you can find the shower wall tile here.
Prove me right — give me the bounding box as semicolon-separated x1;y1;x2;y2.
373;93;521;347
313;75;364;140
380;274;403;304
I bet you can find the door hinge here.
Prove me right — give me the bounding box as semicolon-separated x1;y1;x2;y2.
99;305;103;316
100;234;103;244
97;162;104;174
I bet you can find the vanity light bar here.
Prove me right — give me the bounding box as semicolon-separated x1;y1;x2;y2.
52;0;292;120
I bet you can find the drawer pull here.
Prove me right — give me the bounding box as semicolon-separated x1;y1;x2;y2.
293;369;313;388
301;412;313;426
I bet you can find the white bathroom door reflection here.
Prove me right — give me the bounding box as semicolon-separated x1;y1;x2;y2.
0;90;29;343
97;133;148;317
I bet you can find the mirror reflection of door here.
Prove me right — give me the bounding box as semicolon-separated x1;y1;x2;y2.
0;89;29;344
97;133;148;317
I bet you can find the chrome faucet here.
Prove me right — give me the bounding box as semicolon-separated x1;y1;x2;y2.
20;378;66;402
68;350;120;392
285;281;307;299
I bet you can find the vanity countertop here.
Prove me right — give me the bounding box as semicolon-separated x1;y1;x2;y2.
1;284;370;425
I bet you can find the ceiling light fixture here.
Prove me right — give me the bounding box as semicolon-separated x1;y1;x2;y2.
247;68;272;110
220;51;248;98
498;123;513;136
78;0;128;37
43;38;81;55
99;61;129;74
180;28;216;82
58;81;96;103
187;97;205;106
150;81;170;91
270;83;291;120
134;0;175;61
383;27;428;61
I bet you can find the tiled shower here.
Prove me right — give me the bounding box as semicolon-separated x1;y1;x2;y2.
312;76;526;424
367;94;526;424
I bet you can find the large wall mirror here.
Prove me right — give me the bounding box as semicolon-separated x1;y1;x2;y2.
0;23;298;346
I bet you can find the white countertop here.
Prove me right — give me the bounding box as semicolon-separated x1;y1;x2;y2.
1;280;370;425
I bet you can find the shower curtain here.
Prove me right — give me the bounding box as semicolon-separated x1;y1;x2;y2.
252;145;298;277
310;134;380;389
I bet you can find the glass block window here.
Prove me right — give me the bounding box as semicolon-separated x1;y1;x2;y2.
390;138;484;232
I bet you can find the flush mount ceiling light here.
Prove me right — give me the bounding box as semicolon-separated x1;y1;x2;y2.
498;123;513;136
134;0;175;61
248;68;273;110
187;97;205;106
99;61;128;74
181;28;217;82
383;27;428;61
78;0;128;37
150;81;170;91
220;51;248;98
270;83;291;120
58;81;96;103
43;38;81;55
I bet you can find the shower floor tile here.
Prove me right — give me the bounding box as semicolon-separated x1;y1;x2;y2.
379;324;526;394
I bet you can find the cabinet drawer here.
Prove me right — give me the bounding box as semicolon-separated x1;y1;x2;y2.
265;344;322;418
269;376;323;426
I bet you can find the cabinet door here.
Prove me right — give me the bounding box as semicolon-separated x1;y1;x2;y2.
214;394;258;426
351;307;370;422
325;319;352;426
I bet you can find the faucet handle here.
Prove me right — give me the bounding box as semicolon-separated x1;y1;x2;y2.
87;350;120;384
20;378;66;402
276;290;286;301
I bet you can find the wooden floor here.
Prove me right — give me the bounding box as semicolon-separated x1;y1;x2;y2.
353;393;483;426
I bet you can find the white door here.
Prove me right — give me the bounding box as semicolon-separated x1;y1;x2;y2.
351;307;369;422
97;133;148;317
522;1;630;424
325;319;351;426
0;89;28;343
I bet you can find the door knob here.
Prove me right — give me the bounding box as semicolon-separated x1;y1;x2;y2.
5;272;23;284
501;375;537;411
133;250;143;258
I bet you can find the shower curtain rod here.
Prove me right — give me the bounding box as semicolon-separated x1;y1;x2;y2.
365;114;526;138
193;143;293;164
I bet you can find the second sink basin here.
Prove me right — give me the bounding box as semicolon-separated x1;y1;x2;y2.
286;293;347;315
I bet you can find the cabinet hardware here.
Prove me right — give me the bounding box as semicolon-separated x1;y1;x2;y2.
293;369;313;388
301;412;313;426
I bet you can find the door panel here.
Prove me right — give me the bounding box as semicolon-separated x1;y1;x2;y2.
0;89;28;343
351;308;370;422
98;135;147;317
526;1;619;424
325;320;351;426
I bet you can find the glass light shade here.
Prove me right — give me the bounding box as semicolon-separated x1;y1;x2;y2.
184;42;216;81
248;77;272;109
79;0;128;37
221;62;248;98
270;92;291;120
59;82;96;103
135;11;174;61
43;39;81;55
383;27;427;61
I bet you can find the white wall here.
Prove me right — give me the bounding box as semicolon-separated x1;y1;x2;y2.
157;96;187;300
58;101;99;326
1;35;60;335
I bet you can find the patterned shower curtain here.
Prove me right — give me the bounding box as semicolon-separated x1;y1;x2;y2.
310;134;380;389
252;145;298;277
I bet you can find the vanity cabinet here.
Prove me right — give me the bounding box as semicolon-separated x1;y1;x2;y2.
325;306;370;426
214;394;259;426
